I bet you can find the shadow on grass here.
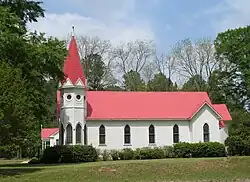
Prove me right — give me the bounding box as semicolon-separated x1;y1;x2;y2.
0;162;85;168
0;167;42;177
0;163;84;177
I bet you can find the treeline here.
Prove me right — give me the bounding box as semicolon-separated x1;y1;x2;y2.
0;0;249;158
75;37;217;93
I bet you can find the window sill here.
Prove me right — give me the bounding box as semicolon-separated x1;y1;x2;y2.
98;144;107;147
148;143;156;147
123;144;132;146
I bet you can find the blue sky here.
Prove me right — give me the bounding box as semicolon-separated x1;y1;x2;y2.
28;0;250;53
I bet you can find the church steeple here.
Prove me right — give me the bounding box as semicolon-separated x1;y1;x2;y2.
58;27;87;145
62;29;86;86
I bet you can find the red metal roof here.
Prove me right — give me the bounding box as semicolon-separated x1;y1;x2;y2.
213;104;232;121
41;128;59;139
86;91;230;120
62;36;86;85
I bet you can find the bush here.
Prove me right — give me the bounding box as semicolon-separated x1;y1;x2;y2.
41;145;98;164
173;142;191;158
162;146;175;158
110;150;119;160
102;150;110;161
71;145;98;163
225;136;250;156
119;148;134;160
0;145;18;159
174;142;226;158
134;148;141;160
139;147;165;159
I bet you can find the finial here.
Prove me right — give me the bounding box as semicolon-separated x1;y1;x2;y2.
72;25;75;37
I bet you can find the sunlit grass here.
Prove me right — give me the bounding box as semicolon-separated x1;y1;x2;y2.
0;157;250;182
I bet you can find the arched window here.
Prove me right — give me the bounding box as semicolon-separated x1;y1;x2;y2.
66;124;72;144
149;125;155;144
99;125;105;145
60;124;64;145
203;123;209;142
84;124;87;145
173;124;179;143
76;123;82;144
124;125;131;144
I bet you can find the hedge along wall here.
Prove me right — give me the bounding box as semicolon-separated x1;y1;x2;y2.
41;142;226;164
103;142;226;161
173;142;226;158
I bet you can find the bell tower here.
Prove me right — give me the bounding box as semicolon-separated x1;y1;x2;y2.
58;31;87;145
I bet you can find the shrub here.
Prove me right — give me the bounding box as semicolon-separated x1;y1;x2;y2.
41;145;98;164
151;147;165;159
41;145;71;163
225;136;250;156
71;145;98;163
110;150;119;160
162;146;175;158
0;145;18;159
102;150;110;161
173;142;192;158
133;148;141;160
174;142;226;158
139;147;165;159
119;148;134;160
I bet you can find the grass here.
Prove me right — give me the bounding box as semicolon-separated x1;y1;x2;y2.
0;157;250;182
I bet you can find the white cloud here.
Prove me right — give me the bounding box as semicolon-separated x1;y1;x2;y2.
204;0;250;33
27;0;155;45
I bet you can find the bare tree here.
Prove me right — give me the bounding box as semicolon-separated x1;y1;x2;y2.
142;62;156;82
172;37;219;81
154;52;177;81
112;40;155;83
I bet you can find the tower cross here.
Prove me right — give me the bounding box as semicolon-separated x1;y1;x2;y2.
72;25;75;36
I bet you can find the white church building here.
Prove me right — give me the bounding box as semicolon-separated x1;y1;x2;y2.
41;35;232;150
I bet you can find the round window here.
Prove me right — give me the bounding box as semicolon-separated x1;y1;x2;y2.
76;95;81;101
66;94;72;101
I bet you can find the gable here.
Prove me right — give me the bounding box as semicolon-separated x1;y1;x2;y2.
190;102;222;120
41;128;59;139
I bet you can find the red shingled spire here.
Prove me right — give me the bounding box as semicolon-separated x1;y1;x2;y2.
62;34;86;85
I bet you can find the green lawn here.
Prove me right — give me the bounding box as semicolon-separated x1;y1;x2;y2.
0;157;250;182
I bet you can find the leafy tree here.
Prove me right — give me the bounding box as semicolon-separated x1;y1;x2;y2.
214;26;250;109
182;75;207;91
147;73;175;91
0;61;34;156
225;108;250;155
123;70;146;91
0;5;66;157
82;54;106;90
0;0;44;24
104;85;124;91
215;26;250;155
207;70;238;109
207;70;226;104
